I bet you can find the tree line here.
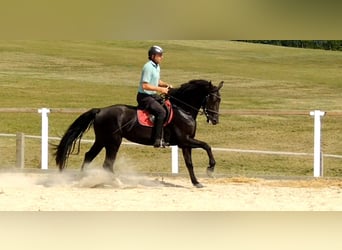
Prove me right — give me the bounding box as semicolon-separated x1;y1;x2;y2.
238;40;342;51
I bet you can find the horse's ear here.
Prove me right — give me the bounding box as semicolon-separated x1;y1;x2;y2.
218;81;224;90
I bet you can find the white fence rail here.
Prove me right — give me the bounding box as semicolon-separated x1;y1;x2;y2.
1;132;342;174
1;108;342;177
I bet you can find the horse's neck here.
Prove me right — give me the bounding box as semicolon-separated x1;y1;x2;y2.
171;96;203;119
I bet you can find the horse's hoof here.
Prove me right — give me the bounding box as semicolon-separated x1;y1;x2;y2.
194;183;204;188
206;168;215;178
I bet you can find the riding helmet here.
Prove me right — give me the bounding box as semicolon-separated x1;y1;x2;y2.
148;45;164;59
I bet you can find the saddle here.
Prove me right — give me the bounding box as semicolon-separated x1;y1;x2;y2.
137;99;174;127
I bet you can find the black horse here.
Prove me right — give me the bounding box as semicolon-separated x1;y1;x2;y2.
55;79;223;188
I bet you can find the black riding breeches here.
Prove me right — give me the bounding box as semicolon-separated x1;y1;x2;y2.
136;93;166;120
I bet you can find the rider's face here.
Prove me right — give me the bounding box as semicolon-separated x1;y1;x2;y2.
152;53;163;64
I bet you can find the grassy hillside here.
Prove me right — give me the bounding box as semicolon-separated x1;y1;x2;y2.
1;40;341;177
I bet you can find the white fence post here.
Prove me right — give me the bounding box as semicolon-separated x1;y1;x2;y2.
171;146;179;174
38;108;50;170
310;110;325;177
16;132;25;169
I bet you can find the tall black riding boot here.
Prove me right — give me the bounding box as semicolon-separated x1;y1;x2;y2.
153;117;164;148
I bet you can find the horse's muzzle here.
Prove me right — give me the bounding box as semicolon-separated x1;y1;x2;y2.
207;118;218;125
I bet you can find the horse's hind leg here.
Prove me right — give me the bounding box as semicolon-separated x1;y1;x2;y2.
103;138;122;173
81;141;103;171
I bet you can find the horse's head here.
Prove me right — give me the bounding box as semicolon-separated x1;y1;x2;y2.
203;81;224;125
169;79;224;124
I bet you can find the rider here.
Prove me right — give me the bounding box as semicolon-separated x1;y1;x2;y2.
137;45;171;148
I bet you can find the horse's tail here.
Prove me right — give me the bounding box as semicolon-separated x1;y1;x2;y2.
55;108;101;171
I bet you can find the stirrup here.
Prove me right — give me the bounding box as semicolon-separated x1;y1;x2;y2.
153;139;164;148
153;139;169;148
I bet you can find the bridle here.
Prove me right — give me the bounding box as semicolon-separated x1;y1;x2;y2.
201;92;221;122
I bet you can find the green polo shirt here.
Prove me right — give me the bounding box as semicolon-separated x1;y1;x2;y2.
138;60;160;95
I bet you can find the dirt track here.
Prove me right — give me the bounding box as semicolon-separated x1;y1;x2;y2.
1;169;342;211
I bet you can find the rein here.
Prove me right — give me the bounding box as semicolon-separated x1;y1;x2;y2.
169;95;205;115
169;92;219;119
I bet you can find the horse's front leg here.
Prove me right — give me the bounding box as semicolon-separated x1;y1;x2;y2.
206;146;216;178
203;142;216;177
184;137;216;177
181;147;203;188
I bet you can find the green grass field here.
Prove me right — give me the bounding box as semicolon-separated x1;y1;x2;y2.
0;40;341;177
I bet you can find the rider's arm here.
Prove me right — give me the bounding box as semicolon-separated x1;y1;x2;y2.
142;82;169;94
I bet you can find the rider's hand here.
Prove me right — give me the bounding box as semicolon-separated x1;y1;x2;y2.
160;87;169;94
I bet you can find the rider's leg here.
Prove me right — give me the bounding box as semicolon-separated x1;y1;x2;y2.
149;100;166;147
153;116;165;147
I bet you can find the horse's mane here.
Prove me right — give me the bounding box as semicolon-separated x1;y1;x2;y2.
170;79;211;97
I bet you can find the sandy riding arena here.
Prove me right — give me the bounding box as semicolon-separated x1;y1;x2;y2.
1;169;342;211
